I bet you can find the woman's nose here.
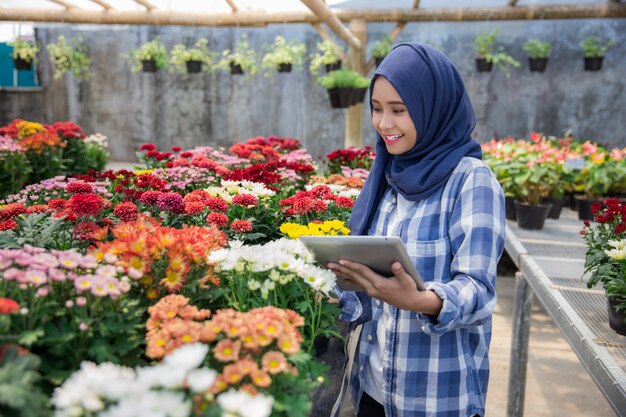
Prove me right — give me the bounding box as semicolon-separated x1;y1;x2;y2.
379;113;395;130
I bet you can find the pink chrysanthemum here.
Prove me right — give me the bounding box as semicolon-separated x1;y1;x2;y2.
140;190;164;205
156;192;185;214
113;202;139;222
67;194;105;217
231;219;253;233
66;182;94;194
206;212;229;228
232;194;259;208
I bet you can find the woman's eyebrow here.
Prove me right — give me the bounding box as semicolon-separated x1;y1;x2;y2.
371;99;406;106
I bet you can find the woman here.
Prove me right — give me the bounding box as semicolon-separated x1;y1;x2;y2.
329;43;506;417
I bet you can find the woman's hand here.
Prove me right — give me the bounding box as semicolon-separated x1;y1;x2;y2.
328;259;443;315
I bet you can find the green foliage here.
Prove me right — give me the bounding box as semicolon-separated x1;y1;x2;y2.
0;150;31;200
261;36;307;74
26;147;65;184
127;38;169;73
0;347;51;417
7;38;40;63
216;34;259;76
309;41;342;74
473;28;520;76
318;69;369;89
62;139;108;175
0;213;74;250
522;39;552;58
371;35;393;59
46;36;92;80
169;38;216;73
580;36;614;58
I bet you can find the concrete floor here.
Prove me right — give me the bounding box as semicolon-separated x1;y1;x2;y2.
487;273;616;417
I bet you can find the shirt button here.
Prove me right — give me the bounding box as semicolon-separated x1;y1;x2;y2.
376;300;381;306
392;197;397;204
367;335;373;341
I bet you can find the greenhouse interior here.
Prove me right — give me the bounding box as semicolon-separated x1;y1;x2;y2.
1;0;626;416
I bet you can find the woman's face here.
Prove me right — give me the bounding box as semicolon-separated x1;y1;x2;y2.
371;77;417;155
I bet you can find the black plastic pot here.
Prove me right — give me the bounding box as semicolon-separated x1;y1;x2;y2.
528;57;548;72
475;58;493;72
575;195;600;221
584;56;603;71
141;59;157;73
327;88;353;109
374;56;385;67
14;58;31;71
325;61;342;72
515;201;552;230
542;197;564;219
186;60;202;73
277;63;292;73
350;88;367;106
505;196;517;221
608;297;626;336
230;62;244;75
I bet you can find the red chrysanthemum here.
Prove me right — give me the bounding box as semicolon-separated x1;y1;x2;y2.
0;298;19;315
231;219;254;233
206;212;229;228
292;197;327;215
185;202;206;215
48;199;68;211
615;223;626;235
140;143;157;151
180;151;193;158
27;205;49;214
232;194;258;208
113;202;139;222
66;181;94;194
171;146;182;152
206;197;229;213
73;222;100;241
140;190;164;205
334;196;354;208
67;193;105;217
0;203;28;220
0;220;18;231
156;192;185;214
54;210;78;223
183;190;211;205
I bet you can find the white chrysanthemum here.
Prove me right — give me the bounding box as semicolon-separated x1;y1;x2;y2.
207;248;229;264
338;188;360;199
163;343;208;371
608;239;626;249
135;364;188;389
605;248;626;260
217;389;274;417
247;278;261;291
100;391;191;417
186;368;217;393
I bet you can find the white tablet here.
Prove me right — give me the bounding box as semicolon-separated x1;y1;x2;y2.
299;235;426;292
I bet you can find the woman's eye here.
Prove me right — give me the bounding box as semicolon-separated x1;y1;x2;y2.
393;108;406;114
372;107;382;113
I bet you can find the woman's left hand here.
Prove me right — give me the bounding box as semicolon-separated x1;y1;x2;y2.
328;259;442;314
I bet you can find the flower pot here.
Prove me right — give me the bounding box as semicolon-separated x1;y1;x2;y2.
327;88;353;109
277;63;292;73
575;195;600;221
325;61;342;72
584;56;603;71
607;297;626;336
374;56;385;67
141;59;157;73
14;58;31;71
505;196;517;221
528;57;548;72
475;58;493;73
514;201;552;230
350;87;367;106
186;60;202;73
230;62;244;75
542;197;564;219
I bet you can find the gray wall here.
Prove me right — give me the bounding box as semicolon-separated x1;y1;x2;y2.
1;18;624;162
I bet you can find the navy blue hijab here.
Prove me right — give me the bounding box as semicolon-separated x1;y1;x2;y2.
349;43;482;236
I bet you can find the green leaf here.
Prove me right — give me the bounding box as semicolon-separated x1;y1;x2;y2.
18;329;44;347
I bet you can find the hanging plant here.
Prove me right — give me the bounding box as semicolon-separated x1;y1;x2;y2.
261;36;306;76
169;38;215;74
318;69;370;109
309;40;342;75
216;34;259;76
7;38;40;70
371;35;393;67
127;38;169;73
46;35;92;80
473;28;520;77
522;39;552;72
580;36;614;71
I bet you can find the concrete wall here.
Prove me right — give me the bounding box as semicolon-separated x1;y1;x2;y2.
1;18;624;162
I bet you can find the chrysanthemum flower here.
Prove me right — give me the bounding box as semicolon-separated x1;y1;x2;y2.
207;212;229;228
67;193;105;217
261;351;288;374
214;339;241;362
0;220;18;231
113;202;139;222
206;197;229;213
0;297;19;314
185;202;205;215
139;190;163;205
66;182;94;194
156;192;185;214
232;194;258;208
231;219;253;233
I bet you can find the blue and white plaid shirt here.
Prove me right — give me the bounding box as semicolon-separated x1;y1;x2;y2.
333;157;505;417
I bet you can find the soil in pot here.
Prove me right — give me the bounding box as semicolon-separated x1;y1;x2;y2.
584;56;603;71
325;61;342;72
475;58;493;72
529;57;548;72
515;201;552;230
141;59;157;73
14;58;32;71
608;297;626;336
186;60;202;73
277;63;292;73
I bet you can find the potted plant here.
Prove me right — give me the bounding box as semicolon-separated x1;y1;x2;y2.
127;38;168;73
580;36;614;71
7;38;40;71
261;36;306;75
581;199;626;335
318;69;370;109
371;35;393;67
169;38;215;74
309;40;342;74
522;39;552;72
46;36;92;80
473;29;520;76
575;153;626;220
216;34;259;76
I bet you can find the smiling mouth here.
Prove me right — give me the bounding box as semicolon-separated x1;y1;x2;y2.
383;134;404;142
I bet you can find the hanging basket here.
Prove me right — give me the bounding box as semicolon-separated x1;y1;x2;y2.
374;56;385;67
186;60;202;74
528;57;548;72
350;88;367;106
14;58;32;71
277;63;292;73
325;61;342;73
141;59;157;73
584;56;603;71
230;62;244;75
327;88;353;109
475;58;493;73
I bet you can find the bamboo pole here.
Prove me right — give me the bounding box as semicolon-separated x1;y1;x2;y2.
344;18;367;149
301;0;361;50
225;0;238;12
1;4;626;26
509;0;519;6
46;0;77;10
87;0;113;10
133;0;155;11
413;0;421;8
310;22;348;63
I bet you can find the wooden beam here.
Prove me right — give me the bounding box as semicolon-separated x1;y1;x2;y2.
413;0;421;8
509;0;519;6
133;0;155;11
46;0;77;10
365;21;406;73
225;0;238;12
301;0;361;50
345;18;367;149
87;0;113;10
1;4;626;26
310;22;348;63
